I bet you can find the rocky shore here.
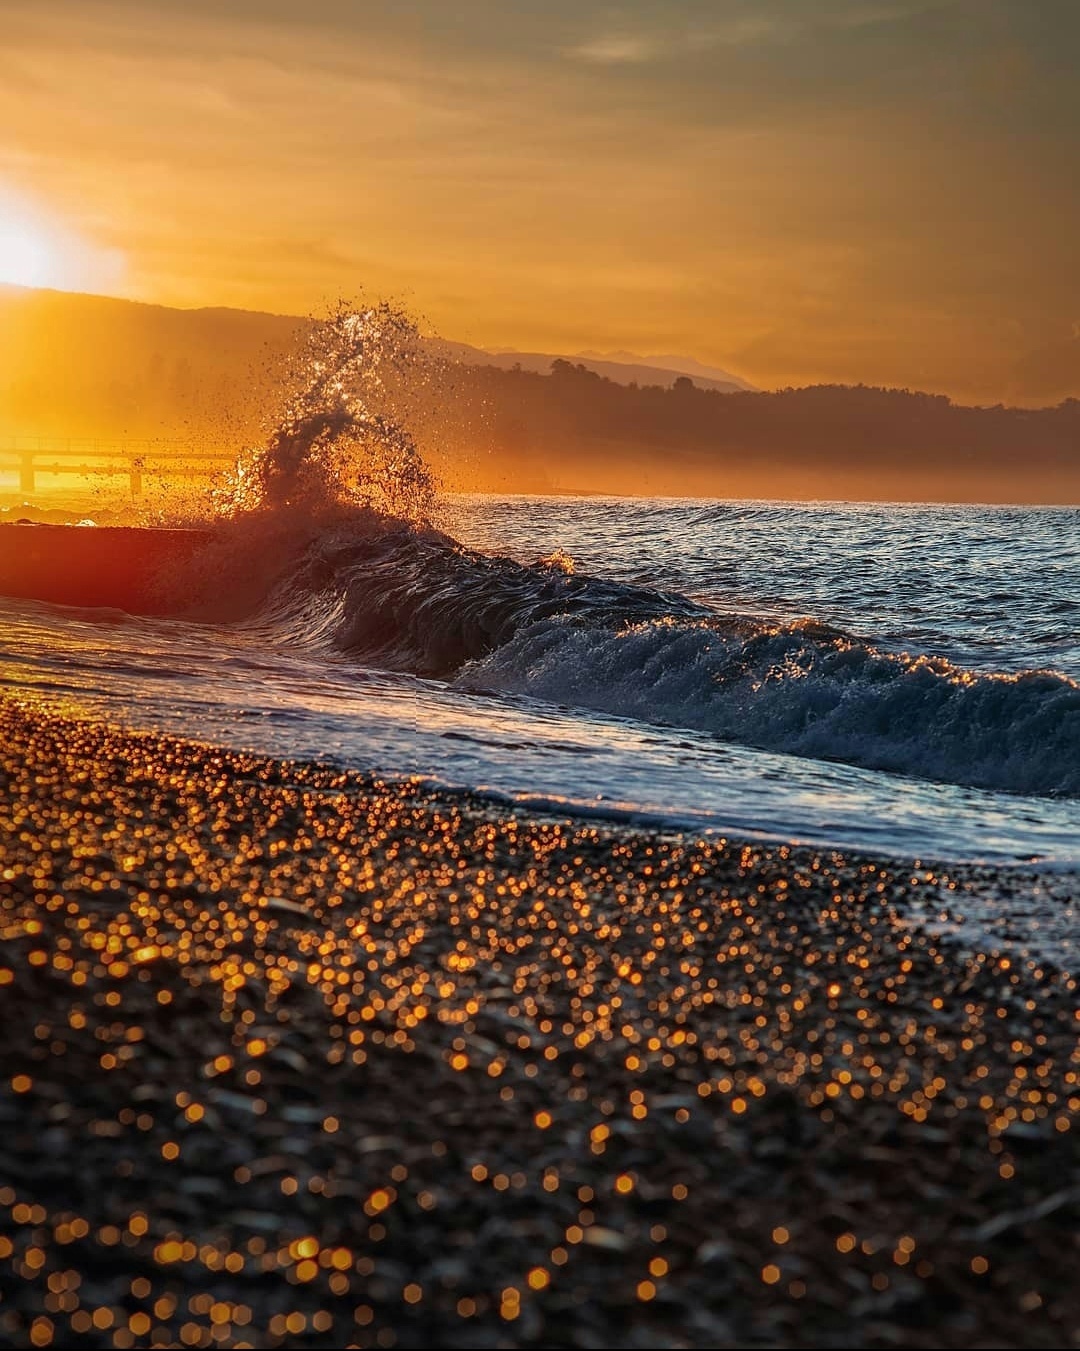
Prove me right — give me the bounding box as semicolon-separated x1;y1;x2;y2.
0;701;1076;1347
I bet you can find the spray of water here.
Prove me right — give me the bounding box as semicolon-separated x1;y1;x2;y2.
212;301;439;525
138;300;452;618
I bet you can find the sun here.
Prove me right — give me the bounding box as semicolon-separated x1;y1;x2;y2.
0;189;127;293
0;216;57;288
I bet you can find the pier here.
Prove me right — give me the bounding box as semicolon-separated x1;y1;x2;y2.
0;435;232;495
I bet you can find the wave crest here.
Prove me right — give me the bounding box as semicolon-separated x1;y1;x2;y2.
459;612;1080;797
212;302;437;524
249;526;1080;798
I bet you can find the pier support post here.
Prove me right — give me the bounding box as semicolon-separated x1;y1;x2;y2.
19;453;35;494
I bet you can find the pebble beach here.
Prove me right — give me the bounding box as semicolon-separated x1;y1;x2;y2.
0;699;1076;1349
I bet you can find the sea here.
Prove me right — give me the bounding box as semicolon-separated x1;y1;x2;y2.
1;310;1077;966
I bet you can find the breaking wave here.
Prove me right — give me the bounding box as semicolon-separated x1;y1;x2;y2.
184;302;1080;800
212;300;437;525
246;525;1080;799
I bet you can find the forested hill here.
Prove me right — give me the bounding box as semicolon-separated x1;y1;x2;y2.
430;360;1080;503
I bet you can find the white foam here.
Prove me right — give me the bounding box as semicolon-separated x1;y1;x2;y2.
457;614;1080;797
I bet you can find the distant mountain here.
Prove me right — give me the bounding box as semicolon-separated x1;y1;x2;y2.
0;287;752;443
432;366;1080;503
0;285;753;444
473;347;751;394
573;349;755;391
0;283;309;442
2;284;1078;504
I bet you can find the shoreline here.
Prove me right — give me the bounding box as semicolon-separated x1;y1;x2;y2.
0;701;1077;1347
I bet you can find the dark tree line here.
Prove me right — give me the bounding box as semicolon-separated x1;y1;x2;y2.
420;361;1080;500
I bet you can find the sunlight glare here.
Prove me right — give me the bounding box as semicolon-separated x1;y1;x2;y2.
0;188;126;293
0;217;53;287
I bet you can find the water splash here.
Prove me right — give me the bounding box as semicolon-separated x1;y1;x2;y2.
212;301;438;525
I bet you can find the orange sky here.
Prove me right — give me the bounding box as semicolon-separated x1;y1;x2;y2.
0;0;1078;401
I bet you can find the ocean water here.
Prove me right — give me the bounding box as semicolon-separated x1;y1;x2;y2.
2;494;1078;967
3;493;1078;856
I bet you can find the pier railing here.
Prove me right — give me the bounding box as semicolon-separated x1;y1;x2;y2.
0;436;234;495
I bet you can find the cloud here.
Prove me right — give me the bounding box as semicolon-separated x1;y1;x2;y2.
567;35;660;65
564;2;951;71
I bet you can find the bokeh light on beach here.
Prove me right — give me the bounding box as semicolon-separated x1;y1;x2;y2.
0;704;1076;1348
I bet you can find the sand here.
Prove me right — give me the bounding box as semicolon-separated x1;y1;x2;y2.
0;699;1076;1348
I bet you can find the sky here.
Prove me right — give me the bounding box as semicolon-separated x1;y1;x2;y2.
0;0;1078;399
